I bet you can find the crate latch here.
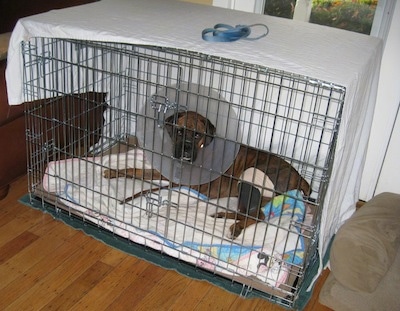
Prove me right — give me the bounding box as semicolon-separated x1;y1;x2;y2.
145;191;178;218
150;94;186;127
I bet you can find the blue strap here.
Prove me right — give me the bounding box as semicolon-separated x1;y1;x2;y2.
202;23;269;42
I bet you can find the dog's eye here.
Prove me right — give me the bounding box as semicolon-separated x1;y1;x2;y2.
177;129;183;136
194;133;201;139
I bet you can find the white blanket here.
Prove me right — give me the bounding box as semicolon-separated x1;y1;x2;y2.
43;150;312;288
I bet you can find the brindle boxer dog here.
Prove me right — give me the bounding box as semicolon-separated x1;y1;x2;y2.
104;111;311;239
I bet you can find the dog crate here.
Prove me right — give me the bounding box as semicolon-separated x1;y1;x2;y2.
23;37;345;309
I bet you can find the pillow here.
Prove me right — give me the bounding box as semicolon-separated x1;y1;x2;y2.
330;192;400;293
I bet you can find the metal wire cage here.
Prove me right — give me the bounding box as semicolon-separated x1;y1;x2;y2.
23;38;345;308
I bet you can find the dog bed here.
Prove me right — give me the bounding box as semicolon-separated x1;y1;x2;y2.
40;144;313;291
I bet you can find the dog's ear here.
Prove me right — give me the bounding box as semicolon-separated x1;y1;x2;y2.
204;118;216;146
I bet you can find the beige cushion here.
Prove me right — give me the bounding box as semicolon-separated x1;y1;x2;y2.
319;249;400;311
330;192;400;293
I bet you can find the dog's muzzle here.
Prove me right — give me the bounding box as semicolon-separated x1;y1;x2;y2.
175;139;198;162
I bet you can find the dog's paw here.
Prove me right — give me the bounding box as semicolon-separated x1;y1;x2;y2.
210;212;225;218
229;222;243;239
103;169;119;179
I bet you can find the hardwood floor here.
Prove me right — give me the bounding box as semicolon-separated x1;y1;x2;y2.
0;175;333;310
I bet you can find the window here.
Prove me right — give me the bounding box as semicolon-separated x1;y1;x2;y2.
264;0;377;35
212;0;395;40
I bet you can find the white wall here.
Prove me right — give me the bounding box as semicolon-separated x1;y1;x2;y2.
374;108;400;194
360;0;400;199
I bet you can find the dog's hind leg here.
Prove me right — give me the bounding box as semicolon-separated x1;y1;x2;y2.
228;182;264;238
230;218;257;239
212;182;266;239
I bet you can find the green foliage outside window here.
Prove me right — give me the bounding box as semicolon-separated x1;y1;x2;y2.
264;0;296;19
264;0;378;35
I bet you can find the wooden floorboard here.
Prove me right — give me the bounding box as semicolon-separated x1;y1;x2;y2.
0;175;333;310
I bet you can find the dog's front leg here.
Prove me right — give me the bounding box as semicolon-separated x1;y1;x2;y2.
103;168;162;180
103;168;135;179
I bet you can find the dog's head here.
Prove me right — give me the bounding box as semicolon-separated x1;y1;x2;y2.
165;111;216;162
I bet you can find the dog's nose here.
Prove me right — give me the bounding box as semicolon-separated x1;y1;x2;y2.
183;150;192;159
175;140;196;162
